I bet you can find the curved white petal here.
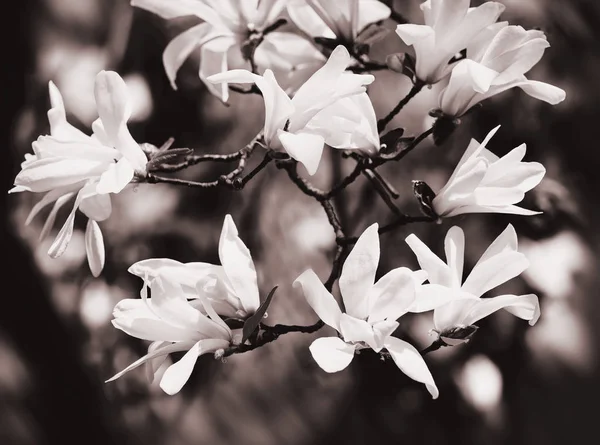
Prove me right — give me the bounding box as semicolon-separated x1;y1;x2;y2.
309;336;356;373
95;158;135;195
85;219;105;277
218;214;260;314
405;233;453;287
462;293;540;326
106;341;196;383
339;223;380;320
409;284;477;313
94;71;147;170
162;23;215;89
339;313;378;350
199;36;237;103
368;267;416;323
384;336;439;399
159;341;201;395
276;130;324;176
462;251;529;297
293;269;341;331
79;193;112;221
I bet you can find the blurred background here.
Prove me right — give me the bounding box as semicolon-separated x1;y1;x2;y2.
3;0;599;444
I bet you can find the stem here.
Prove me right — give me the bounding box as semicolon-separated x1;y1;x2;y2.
339;214;435;245
390;126;434;162
377;81;425;133
146;174;219;188
421;339;445;355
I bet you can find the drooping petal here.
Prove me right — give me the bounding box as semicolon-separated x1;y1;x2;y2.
276;130;325;176
39;192;76;241
48;184;96;258
145;341;171;383
368;267;416;323
405;233;454;287
79;193;112;221
25;186;79;226
517;79;566;105
85;219;105;277
309;337;356;373
384;336;439;399
199;36;237;103
293;269;341;331
218;214;260;314
159;341;200;395
339;223;380;320
461;294;540;326
162;23;216;89
105;341;196;383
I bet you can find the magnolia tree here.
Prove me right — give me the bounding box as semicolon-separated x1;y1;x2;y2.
11;0;565;397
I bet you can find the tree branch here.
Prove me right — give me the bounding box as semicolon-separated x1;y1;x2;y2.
377;80;425;133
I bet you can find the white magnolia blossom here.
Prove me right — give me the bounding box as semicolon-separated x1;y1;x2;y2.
432;126;546;217
128;214;260;318
294;223;439;398
107;273;234;395
208;45;379;175
406;224;540;343
395;0;505;84
10;71;147;277
131;0;325;101
288;0;391;42
439;23;566;117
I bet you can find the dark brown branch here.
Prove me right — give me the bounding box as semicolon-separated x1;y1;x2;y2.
377;80;425;133
339;214;435;245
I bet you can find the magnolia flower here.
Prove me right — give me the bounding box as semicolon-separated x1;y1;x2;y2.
438;24;566;117
432;126;545;217
406;224;540;344
288;0;391;42
395;0;505;84
131;0;325;101
107;273;234;395
208;45;378;175
128;214;260;319
10;71;147;276
294;223;439;398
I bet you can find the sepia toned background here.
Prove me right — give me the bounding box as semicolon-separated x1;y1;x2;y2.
3;0;599;444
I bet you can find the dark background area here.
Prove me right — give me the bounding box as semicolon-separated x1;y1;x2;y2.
3;1;599;444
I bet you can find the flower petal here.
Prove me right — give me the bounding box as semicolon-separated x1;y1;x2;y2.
276;130;325;176
94;71;147;170
368;267;416;323
105;341;196;383
409;284;477;313
199;36;237;103
339;313;378;350
162;23;215;89
95;158;135;194
309;336;356;373
339;223;380;320
85;219;105;277
159;341;201;395
293;269;341;331
384;336;439;399
79;193;112;221
462;293;540;326
405;233;454;287
218;214;260;314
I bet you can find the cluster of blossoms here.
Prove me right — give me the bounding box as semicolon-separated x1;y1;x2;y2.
10;0;563;397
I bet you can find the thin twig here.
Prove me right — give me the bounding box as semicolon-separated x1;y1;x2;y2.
377;81;425;133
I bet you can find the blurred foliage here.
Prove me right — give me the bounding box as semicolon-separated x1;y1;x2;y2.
3;0;600;444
